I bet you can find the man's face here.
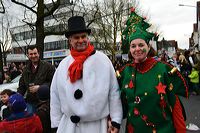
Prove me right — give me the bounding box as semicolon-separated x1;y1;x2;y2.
69;32;89;52
28;48;40;63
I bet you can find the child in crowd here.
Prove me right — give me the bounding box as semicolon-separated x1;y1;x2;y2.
36;85;51;133
0;93;43;133
188;64;199;95
0;89;15;120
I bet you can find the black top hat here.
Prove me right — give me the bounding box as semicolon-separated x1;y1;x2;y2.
65;16;91;38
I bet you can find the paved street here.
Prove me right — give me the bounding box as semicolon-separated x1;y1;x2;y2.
181;95;200;133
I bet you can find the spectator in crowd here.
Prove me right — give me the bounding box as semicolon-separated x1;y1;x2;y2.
0;89;15;120
160;49;169;62
10;66;21;80
18;62;25;73
179;52;187;64
181;50;194;92
36;85;51;133
118;9;188;133
50;16;122;133
3;71;11;83
0;72;3;84
8;62;16;74
18;45;55;113
0;93;43;133
168;53;180;71
188;64;199;95
184;50;194;69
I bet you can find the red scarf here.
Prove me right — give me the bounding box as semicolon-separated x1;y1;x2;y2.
68;43;94;83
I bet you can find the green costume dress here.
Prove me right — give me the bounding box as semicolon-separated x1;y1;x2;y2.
119;57;188;133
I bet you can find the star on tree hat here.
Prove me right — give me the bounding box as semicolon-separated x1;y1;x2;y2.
121;7;159;54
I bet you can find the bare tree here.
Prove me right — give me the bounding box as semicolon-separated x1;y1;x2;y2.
9;0;102;59
0;15;11;84
3;0;158;61
86;0;135;61
10;0;62;59
1;17;11;66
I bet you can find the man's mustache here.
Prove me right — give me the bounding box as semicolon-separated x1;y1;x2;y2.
77;42;87;45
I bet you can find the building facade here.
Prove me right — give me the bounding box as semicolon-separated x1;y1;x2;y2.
157;38;178;58
9;0;72;65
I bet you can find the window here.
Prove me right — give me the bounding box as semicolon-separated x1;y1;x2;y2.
44;40;67;51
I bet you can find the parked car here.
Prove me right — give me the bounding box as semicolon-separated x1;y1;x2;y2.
0;74;21;92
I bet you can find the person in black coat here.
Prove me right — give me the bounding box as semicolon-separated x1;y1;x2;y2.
36;85;51;133
17;45;55;113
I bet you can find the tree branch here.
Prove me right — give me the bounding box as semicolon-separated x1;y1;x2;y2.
43;0;60;18
11;0;37;14
22;19;36;28
86;8;99;27
0;0;5;13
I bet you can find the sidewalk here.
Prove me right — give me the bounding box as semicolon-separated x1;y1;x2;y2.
181;95;200;133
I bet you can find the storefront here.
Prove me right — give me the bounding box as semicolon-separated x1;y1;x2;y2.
43;49;70;66
6;54;28;66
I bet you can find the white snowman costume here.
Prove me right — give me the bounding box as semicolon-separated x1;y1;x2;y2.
50;51;122;133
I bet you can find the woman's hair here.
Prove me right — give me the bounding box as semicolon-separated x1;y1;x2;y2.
128;51;133;61
148;46;157;57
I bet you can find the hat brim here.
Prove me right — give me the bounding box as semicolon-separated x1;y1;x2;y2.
65;29;91;38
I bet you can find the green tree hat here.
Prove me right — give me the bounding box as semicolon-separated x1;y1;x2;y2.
128;26;155;44
121;7;159;54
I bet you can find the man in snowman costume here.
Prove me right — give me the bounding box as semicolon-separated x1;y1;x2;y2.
50;16;122;133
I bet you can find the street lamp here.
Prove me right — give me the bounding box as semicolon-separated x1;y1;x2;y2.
179;4;196;8
179;3;199;51
179;3;200;54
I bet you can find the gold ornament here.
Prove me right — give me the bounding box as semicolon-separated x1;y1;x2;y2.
116;70;121;78
132;29;136;32
168;67;178;75
169;83;173;91
152;128;156;133
169;106;172;112
158;75;161;79
125;85;129;88
128;113;131;117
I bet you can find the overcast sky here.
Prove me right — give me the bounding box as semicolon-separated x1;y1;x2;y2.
1;0;198;49
138;0;199;49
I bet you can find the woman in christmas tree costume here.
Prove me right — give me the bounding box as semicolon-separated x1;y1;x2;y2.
118;8;188;133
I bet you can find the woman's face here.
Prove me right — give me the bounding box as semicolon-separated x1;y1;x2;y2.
130;38;150;63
